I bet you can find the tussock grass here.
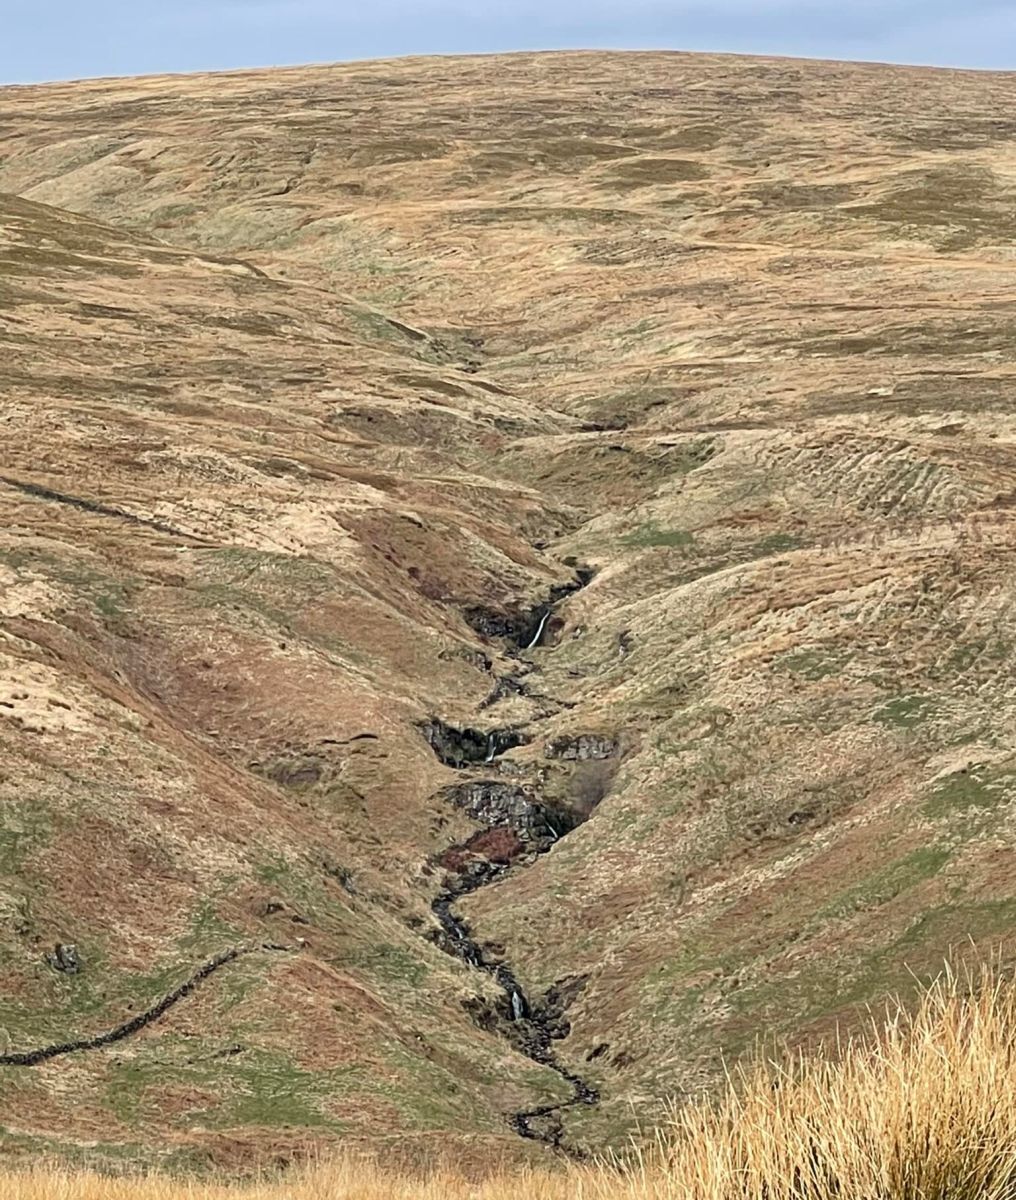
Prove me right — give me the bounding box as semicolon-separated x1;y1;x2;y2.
5;964;1016;1198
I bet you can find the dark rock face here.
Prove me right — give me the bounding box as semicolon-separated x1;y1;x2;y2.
462;568;596;652
262;757;325;787
442;778;584;847
463;606;529;643
438;645;492;673
420;718;529;768
48;943;80;974
444;780;544;838
545;733;618;761
534;975;589;1041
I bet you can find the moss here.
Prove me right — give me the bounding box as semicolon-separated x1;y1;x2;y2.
843;165;1009;249
0;797;51;875
650;125;723;151
105;1047;351;1132
0;1124;209;1173
621;523;695;549
177;898;242;955
752;532;805;557
376;1040;499;1132
873;695;937;730
200;1052;350;1130
603;157;710;187
748;182;856;209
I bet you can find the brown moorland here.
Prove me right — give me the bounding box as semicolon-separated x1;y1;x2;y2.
2;50;1016;1167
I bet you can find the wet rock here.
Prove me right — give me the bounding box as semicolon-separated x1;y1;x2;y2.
463;570;596;652
420;719;529;768
787;809;816;826
463;606;528;643
495;759;529;778
545;733;619;761
320;857;356;894
532;975;589;1040
461;994;499;1033
443;779;559;844
49;943;80;974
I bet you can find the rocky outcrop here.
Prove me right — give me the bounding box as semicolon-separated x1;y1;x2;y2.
441;779;558;844
420;719;529;768
463;569;596;653
48;943;81;974
544;733;618;761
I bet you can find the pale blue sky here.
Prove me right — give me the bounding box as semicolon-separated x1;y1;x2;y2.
3;0;1015;84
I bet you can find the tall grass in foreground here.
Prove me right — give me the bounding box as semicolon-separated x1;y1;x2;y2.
4;964;1016;1199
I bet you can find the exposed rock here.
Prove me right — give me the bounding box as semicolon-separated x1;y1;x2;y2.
463;571;595;653
545;733;619;761
532;975;589;1041
256;757;325;788
442;779;560;844
420;719;529;768
48;943;80;974
478;675;526;710
438;645;492;673
463;606;529;643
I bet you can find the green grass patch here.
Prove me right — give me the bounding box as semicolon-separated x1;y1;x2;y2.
815;846;951;923
873;695;937;730
346;943;429;989
621;522;695;549
923;767;1016;820
752;532;805;557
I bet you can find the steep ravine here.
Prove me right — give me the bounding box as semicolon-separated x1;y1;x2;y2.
422;572;601;1155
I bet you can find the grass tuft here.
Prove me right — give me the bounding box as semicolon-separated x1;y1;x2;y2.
6;965;1016;1197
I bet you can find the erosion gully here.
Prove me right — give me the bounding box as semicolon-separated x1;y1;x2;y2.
421;567;599;1156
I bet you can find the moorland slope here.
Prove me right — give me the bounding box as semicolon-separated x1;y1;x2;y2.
2;50;1016;1164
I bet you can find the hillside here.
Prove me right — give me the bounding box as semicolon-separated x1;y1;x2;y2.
2;50;1016;1167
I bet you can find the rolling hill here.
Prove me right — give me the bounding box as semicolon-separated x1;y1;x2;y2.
2;49;1016;1167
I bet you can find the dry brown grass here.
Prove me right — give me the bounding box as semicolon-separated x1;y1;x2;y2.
5;965;1016;1198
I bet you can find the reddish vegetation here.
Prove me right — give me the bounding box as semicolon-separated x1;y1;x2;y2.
438;827;526;871
466;827;528;866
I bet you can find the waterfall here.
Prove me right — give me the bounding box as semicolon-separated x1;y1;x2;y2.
525;609;551;651
484;733;497;763
510;991;527;1021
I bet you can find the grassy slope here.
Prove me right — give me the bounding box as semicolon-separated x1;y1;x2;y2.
0;192;569;1167
2;50;1016;1160
6;968;1016;1198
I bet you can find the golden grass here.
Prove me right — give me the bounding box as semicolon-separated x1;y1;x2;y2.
5;964;1016;1199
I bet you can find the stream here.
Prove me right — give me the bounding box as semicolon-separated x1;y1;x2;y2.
422;570;601;1155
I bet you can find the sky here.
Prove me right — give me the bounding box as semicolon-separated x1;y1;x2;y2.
3;0;1015;85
